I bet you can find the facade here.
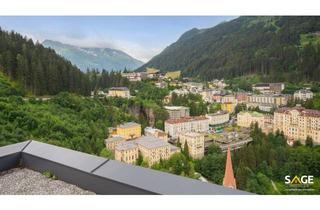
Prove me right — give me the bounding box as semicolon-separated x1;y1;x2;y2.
121;72;147;82
206;111;230;126
105;135;126;151
273;106;320;144
115;142;139;164
164;116;209;138
144;127;168;141
252;83;285;94
294;89;313;101
221;95;236;103
164;106;190;119
116;122;142;140
183;82;204;93
108;87;131;98
247;94;289;108
235;92;249;103
237;111;265;128
179;132;205;159
221;102;236;113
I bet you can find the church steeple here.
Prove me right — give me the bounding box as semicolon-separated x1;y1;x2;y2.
223;147;237;189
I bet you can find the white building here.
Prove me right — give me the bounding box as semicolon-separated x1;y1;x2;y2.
164;106;190;119
294;89;313;101
179;132;205;159
206;111;230;126
164;116;209;138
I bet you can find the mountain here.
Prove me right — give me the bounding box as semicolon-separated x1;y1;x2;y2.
42;40;144;71
0;29;90;96
138;16;320;82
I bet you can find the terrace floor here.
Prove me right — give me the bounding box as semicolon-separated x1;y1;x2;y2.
0;168;95;195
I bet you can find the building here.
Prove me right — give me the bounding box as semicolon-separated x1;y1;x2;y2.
144;127;168;142
105;135;126;151
146;67;160;78
183;82;204;93
221;102;236;113
165;116;209;138
121;72;147;82
206;111;230;126
237;111;265;128
235;92;249;103
116;122;142;140
165;71;181;80
247;94;290;110
252;83;285;94
108;87;131;98
221;95;236;103
115;142;139;164
164;106;190;119
135;136;171;166
273;105;320;144
223;147;237;189
294;89;313;101
179;132;205;159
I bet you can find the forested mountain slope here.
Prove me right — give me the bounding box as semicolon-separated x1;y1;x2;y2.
139;16;320;82
0;28;91;95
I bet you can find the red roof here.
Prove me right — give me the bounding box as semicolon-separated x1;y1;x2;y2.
223;147;237;189
165;116;208;124
275;106;320;117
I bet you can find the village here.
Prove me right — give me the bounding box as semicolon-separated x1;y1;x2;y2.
91;67;320;170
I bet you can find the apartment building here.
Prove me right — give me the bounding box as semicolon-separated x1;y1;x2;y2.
235;92;249;103
115;142;139;164
206;110;230;126
164;116;209;138
116;122;141;140
164;106;190;119
179;132;205;159
294;89;313;101
221;95;236;103
135;136;171;166
121;72;147;81
105;135;126;151
237;111;265;128
221;102;236;113
273;106;320;144
247;94;290;111
108;87;131;98
252;83;285;94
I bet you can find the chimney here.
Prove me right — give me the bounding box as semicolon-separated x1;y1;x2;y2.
223;147;237;189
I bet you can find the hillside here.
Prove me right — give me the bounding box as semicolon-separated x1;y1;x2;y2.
43;40;144;71
0;28;90;95
139;16;320;82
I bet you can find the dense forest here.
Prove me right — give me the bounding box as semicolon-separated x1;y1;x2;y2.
139;16;320;82
0;28;91;95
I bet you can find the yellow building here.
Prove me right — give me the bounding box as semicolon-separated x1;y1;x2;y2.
116;122;141;140
221;102;236;113
165;71;181;80
237;111;273;134
105;135;126;151
135;136;171;166
179;132;205;159
108;87;131;98
273;106;320;145
115;142;139;164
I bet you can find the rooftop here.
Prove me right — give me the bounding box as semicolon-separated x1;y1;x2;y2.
207;110;229;116
164;106;189;111
115;142;138;151
109;87;129;91
105;135;126;143
134;136;169;149
118;122;140;129
238;111;264;117
180;132;204;138
0;168;94;195
275;106;320;117
165;116;208;124
0;140;251;195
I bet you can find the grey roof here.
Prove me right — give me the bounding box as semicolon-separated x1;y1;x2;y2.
105;136;126;143
23;141;107;173
0;141;31;157
118;122;140;128
93;160;247;195
134;136;169;149
115;142;138;151
0;140;251;195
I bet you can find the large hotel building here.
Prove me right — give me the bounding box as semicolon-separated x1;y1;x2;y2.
273;106;320;144
164;116;209;138
179;132;205;159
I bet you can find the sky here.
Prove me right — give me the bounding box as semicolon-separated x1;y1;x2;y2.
0;16;235;62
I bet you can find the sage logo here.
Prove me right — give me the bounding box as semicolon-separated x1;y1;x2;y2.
285;175;314;185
